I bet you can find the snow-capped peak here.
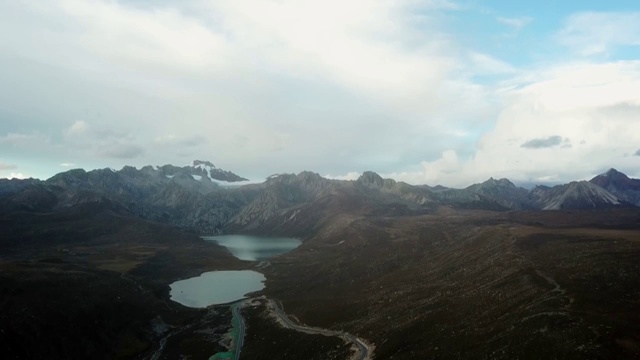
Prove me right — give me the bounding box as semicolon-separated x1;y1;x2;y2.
193;160;217;170
599;168;620;177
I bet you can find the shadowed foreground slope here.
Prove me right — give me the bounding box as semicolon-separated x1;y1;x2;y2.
261;208;640;359
0;205;245;360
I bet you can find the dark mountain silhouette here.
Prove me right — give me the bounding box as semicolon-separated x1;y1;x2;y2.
589;168;640;206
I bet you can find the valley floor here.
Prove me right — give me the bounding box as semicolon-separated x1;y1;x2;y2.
2;207;640;359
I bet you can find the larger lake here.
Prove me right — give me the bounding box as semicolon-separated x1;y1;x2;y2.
169;270;265;308
203;235;302;261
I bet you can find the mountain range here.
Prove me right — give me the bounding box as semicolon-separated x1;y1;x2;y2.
1;162;638;234
2;161;640;360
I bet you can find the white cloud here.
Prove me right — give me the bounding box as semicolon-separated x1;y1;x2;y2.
60;163;76;167
0;133;50;148
468;52;516;74
325;172;362;181
3;2;639;185
497;16;533;32
59;121;147;160
0;0;476;178
57;0;231;73
388;61;640;186
0;163;26;179
193;0;457;111
9;172;27;180
558;12;640;56
384;149;463;186
65;121;88;137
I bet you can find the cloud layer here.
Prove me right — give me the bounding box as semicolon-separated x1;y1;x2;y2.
1;1;639;185
558;12;640;56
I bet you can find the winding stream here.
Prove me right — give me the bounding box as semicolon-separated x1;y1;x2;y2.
164;235;303;359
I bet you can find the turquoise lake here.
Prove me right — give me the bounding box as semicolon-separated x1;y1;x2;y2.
202;234;302;261
169;270;265;308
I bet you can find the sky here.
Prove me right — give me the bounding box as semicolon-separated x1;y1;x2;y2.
1;0;639;187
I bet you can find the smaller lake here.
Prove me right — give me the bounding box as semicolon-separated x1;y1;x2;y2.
169;270;265;308
203;235;302;261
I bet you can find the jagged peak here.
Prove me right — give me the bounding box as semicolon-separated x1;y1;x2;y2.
358;171;383;183
600;168;620;177
357;171;398;190
488;177;515;187
471;177;516;189
590;168;634;187
193;160;216;169
594;168;629;180
296;171;323;181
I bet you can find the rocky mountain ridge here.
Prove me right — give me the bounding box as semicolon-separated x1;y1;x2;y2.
531;181;622;210
590;168;640;206
1;164;638;235
1;161;260;233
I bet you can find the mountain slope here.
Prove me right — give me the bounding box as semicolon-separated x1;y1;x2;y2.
531;181;624;210
590;169;640;206
433;177;532;210
356;171;436;206
225;171;437;236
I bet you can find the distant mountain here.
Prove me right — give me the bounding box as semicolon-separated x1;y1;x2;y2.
1;165;638;235
356;171;436;206
589;168;640;206
466;177;532;210
191;160;249;182
531;181;624;210
0;182;59;213
225;171;439;236
157;160;248;184
432;177;532;210
1;161;257;233
418;184;449;192
0;178;41;199
225;172;336;235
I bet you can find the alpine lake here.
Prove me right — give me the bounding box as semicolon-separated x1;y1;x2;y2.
169;235;301;307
